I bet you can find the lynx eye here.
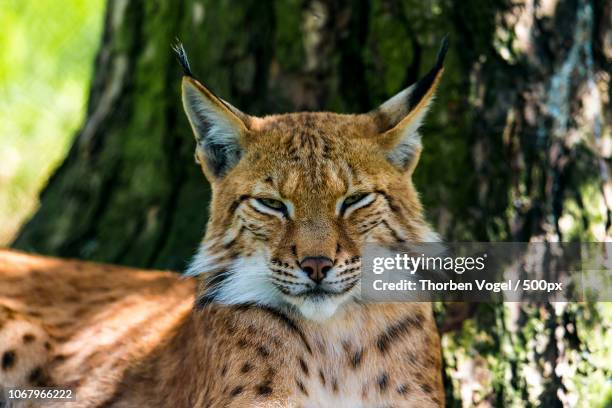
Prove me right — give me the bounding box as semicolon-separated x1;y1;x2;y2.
341;193;370;212
257;198;287;212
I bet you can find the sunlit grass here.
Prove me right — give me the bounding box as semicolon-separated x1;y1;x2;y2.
0;0;104;244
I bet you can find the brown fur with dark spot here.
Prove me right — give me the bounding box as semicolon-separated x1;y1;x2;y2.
0;251;443;407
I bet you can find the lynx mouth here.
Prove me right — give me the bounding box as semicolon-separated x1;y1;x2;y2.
282;284;357;321
298;287;347;298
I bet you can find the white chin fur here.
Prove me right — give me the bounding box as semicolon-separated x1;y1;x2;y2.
298;297;341;322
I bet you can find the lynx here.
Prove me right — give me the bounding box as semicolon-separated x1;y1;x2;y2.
0;37;449;407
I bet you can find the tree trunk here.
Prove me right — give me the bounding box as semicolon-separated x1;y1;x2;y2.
13;0;610;406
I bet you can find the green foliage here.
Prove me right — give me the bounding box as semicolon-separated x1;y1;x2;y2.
0;0;104;244
273;0;304;73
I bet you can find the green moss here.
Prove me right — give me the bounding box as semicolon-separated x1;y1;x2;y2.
274;0;304;73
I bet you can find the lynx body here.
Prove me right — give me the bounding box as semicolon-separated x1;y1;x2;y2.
0;39;449;407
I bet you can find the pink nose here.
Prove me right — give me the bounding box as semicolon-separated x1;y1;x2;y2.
299;257;333;283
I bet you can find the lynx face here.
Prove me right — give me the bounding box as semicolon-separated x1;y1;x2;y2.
178;40;447;321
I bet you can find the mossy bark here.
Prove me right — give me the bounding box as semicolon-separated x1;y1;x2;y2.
13;0;610;406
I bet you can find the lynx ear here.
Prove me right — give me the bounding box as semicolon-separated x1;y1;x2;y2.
174;43;250;179
372;36;449;174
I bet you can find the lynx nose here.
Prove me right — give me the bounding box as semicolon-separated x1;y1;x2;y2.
300;257;333;284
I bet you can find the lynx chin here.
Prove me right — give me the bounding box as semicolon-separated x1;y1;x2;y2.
0;37;449;407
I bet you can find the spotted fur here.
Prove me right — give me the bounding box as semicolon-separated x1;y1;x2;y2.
0;39;448;407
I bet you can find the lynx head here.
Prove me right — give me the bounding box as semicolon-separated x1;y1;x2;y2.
177;38;448;321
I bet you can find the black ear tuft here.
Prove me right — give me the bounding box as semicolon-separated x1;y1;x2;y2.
434;35;450;70
172;39;193;77
407;35;450;110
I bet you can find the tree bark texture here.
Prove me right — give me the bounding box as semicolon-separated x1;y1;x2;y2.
13;0;611;406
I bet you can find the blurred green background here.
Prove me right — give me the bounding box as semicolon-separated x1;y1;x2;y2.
0;0;104;244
